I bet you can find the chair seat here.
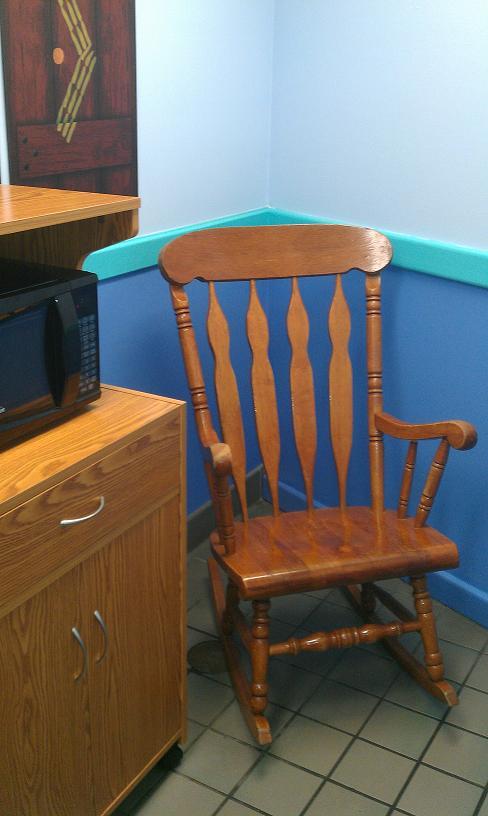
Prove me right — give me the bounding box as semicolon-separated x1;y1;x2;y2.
211;507;459;600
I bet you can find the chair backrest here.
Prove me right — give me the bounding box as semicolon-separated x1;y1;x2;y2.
160;225;393;519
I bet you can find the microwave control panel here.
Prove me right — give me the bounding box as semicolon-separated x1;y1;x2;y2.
79;314;99;396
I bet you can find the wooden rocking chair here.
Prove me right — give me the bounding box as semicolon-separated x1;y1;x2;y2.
159;225;477;745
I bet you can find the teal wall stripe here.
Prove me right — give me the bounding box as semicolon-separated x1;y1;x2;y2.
85;206;488;289
84;207;275;279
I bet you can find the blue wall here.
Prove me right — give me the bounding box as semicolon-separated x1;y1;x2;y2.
97;268;264;516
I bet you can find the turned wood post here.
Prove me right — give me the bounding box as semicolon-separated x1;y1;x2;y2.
365;274;385;519
250;600;270;715
411;576;444;682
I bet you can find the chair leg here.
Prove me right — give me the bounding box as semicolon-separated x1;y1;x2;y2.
207;557;272;745
410;575;444;682
250;600;270;715
342;581;458;706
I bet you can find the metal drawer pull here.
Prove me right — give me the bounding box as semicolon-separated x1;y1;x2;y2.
60;496;105;526
94;610;109;664
72;627;88;682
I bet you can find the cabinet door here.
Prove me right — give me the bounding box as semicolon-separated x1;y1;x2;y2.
83;494;183;814
0;566;95;816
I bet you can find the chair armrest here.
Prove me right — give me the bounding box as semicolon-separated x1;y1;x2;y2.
204;441;233;477
375;412;477;451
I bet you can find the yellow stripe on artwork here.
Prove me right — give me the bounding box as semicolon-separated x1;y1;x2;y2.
55;0;96;143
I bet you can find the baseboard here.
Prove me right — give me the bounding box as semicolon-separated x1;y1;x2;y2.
187;466;263;552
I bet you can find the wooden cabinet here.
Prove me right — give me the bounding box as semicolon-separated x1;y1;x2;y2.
0;386;186;816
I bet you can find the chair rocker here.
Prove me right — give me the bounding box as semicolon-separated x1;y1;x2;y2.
160;224;477;745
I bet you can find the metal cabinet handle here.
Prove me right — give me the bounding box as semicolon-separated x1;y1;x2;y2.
71;627;88;682
60;496;105;526
93;610;109;664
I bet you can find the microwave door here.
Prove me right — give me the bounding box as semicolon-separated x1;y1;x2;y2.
0;303;55;420
46;293;82;407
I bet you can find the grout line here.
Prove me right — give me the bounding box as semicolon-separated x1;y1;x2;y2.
384;630;488;816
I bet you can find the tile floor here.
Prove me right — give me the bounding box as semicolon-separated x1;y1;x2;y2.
123;517;488;816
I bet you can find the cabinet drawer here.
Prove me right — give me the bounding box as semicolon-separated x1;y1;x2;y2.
0;412;180;618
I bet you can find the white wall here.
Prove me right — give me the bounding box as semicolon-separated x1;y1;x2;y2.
269;0;488;249
136;0;275;235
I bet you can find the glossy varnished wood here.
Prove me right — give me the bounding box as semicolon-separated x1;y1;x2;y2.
247;280;281;516
161;223;475;744
0;387;186;813
160;224;393;283
0;413;179;619
398;441;418;518
328;275;353;509
83;498;181;815
287;278;317;510
207;283;248;520
0;568;94;816
0;386;180;513
0;185;139;234
211;507;459;599
0;184;139;267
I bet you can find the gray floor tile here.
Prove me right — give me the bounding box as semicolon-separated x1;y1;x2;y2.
187;626;217;649
360;700;438;759
234;755;321;816
328;648;400;697
397;764;482;816
423;723;488;785
268;593;321;626
188;539;211;562
187;556;210;609
385;672;458;719
177;730;259;794
217;802;262;816
324;588;356;609
446;686;488;737
269;715;352;775
304;587;332;600
436;607;488;651
302;678;379;734
187;596;218;636
332;739;414;804
183;720;205;750
304;781;389;816
212;700;293;745
267;660;323;711
187;673;234;725
466;653;488;693
436;639;479;684
302;599;363;632
136;772;224;816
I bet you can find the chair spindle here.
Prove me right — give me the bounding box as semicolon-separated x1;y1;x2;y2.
207;282;248;521
287;278;317;510
328;275;353;510
415;439;450;527
398;441;418;518
365;274;385;518
246;280;281;516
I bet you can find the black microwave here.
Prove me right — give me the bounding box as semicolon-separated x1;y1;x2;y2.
0;258;100;445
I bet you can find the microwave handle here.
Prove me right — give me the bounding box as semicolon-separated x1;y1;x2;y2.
46;293;81;407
